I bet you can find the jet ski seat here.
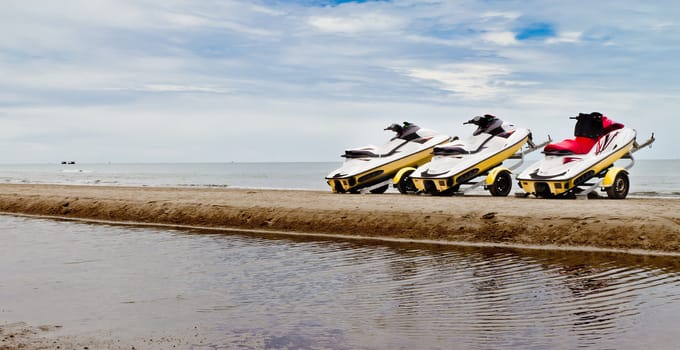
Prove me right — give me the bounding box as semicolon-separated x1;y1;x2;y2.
343;148;382;158
543;137;597;155
544;112;623;155
342;139;410;158
433;136;492;156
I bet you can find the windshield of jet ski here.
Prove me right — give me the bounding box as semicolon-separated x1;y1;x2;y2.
573;112;605;139
464;114;506;136
434;115;515;156
573;112;624;137
342;122;424;158
385;121;422;141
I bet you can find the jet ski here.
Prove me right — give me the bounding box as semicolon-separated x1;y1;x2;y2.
516;112;655;199
326;122;452;193
403;114;546;196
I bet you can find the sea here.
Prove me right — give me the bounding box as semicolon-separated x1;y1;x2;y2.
0;159;678;197
1;161;679;349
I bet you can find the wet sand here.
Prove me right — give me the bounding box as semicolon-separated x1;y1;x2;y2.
0;322;193;349
0;184;678;254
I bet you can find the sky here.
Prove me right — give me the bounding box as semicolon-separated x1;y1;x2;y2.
1;0;678;163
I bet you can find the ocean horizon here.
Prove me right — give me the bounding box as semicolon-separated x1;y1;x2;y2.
0;159;678;197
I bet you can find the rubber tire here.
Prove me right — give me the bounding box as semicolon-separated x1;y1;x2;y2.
369;184;389;194
489;171;513;197
396;170;416;194
606;172;629;199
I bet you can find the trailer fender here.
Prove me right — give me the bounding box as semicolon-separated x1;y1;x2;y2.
485;166;512;186
602;167;628;188
393;167;417;184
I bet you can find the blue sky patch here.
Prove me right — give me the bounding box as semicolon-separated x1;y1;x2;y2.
515;22;556;40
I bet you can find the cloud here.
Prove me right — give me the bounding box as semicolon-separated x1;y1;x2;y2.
0;0;678;162
405;63;537;99
481;11;522;21
482;31;518;46
295;0;385;7
136;85;232;94
308;13;403;33
546;31;582;44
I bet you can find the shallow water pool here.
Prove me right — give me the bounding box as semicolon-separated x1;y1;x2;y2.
1;215;679;349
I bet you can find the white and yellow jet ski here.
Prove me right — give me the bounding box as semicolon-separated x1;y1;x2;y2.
402;115;545;196
516;112;655;199
326;122;452;193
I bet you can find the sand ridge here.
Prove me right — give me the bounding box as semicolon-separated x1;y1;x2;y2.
0;184;678;253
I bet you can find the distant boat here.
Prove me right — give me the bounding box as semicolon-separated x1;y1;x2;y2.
61;161;76;165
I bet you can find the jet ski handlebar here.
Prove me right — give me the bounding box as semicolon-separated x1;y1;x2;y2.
465;114;498;126
464;116;483;125
570;112;603;119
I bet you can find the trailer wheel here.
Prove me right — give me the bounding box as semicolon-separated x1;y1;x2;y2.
488;170;512;197
396;170;416;194
606;172;629;199
370;184;389;194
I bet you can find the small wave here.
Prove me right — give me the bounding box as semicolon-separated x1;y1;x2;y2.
632;191;661;196
629;191;680;198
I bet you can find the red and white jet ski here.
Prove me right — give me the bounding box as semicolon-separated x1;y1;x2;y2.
517;112;655;199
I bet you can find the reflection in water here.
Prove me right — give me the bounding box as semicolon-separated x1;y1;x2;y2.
0;215;679;349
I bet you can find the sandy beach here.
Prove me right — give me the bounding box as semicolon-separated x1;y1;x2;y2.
0;183;678;254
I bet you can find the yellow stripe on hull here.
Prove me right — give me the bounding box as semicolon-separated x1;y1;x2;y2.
518;140;634;196
412;136;528;192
